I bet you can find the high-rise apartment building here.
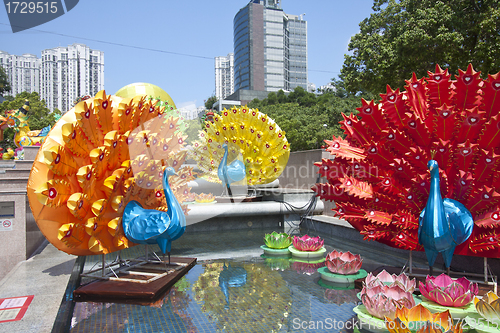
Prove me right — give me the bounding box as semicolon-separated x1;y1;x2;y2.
233;0;307;93
0;43;104;113
215;53;234;101
41;43;104;112
0;51;40;96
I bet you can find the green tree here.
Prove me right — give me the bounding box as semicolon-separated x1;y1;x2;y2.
0;66;11;96
286;86;318;107
184;118;204;145
266;92;278;105
242;79;377;151
256;92;371;151
205;96;217;110
0;92;61;149
342;0;500;94
276;89;287;103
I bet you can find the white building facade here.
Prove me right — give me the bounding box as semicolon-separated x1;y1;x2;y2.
41;43;104;112
215;53;234;101
0;51;40;96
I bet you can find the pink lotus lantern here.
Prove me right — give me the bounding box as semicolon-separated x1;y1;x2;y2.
292;235;324;252
365;270;416;293
419;274;478;307
325;250;362;275
361;284;415;319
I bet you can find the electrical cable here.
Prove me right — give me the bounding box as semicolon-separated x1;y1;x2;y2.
0;22;340;74
272;171;322;233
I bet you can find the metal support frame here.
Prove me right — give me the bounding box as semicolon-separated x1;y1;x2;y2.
402;251;497;293
80;250;188;284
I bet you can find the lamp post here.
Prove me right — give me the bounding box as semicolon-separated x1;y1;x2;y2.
320;124;328;149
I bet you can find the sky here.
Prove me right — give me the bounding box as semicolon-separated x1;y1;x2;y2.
0;0;375;110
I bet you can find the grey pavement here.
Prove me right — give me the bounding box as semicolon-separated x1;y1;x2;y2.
0;240;75;333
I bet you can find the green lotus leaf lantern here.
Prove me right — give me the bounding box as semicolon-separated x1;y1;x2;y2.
264;231;292;249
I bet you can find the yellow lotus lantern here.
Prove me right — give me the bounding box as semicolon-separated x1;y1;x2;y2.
474;291;500;325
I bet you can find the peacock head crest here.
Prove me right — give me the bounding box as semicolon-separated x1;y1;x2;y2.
427;160;439;172
222;143;228;150
430;149;436;159
164;166;176;177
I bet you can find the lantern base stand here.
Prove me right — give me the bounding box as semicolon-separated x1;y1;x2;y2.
73;256;196;305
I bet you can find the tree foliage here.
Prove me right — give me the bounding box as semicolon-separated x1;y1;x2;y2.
248;85;375;151
341;0;500;94
184;118;204;145
205;95;217;110
0;66;11;96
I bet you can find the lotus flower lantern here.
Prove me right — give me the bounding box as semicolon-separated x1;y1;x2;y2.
360;284;415;320
264;231;292;249
474;291;500;325
325;250;362;275
292;235;324;252
385;304;462;333
419;274;478;307
365;270;416;293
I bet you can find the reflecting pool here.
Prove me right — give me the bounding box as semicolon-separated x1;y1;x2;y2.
66;228;426;333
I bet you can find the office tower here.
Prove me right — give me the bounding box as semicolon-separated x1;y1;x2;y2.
41;43;104;112
215;53;234;100
0;51;40;96
233;0;307;93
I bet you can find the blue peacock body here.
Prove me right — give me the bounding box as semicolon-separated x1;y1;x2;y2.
218;143;246;193
418;160;474;267
123;166;186;255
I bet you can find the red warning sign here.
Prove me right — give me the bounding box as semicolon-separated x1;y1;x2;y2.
0;219;12;231
0;295;34;323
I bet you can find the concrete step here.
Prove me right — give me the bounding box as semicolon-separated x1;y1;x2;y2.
23;146;40;160
0;160;15;173
0;177;29;188
2;169;31;178
14;160;34;170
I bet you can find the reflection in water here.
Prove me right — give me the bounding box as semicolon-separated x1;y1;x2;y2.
219;263;247;307
323;287;360;305
168;277;198;333
261;254;291;271
291;259;326;275
192;261;292;332
71;302;128;332
71;258;364;332
71;277;196;333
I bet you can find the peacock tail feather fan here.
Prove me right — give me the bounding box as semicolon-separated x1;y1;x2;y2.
154;98;189;133
191;106;290;185
27;90;195;256
313;64;500;258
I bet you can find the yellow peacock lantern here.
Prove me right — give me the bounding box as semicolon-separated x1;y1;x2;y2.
191;106;290;186
27;90;194;256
